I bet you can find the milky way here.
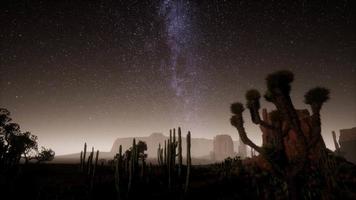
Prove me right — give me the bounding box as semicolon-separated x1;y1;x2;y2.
159;0;202;124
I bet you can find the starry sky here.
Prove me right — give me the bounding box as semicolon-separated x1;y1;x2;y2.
1;0;355;155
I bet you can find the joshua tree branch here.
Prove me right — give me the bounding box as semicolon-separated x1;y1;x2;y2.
307;104;326;149
249;107;276;130
270;92;308;146
231;115;263;154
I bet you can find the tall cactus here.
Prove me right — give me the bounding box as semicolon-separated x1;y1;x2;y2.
157;143;162;165
115;145;122;200
128;138;136;194
87;147;94;175
185;131;191;193
80;150;83;170
168;131;172;190
173;128;176;168
164;140;167;165
90;150;99;190
178;127;183;177
157;143;164;166
92;150;99;177
81;142;87;171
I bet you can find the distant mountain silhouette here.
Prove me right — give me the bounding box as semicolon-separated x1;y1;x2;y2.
54;133;240;163
110;132;239;158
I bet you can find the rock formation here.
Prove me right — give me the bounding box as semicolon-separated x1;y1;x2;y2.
339;127;356;164
212;135;234;161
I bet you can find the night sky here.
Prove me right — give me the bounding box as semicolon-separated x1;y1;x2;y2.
1;0;355;155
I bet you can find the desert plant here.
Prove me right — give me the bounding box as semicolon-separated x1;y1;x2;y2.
178;127;183;177
184;131;191;194
81;142;87;171
36;147;55;163
230;70;330;200
0;108;41;169
115;145;122;200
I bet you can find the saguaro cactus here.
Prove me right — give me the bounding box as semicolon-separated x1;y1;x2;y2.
90;150;99;190
185;131;191;194
168;131;172;190
128;138;136;194
157;143;164;166
178;127;183;177
164;140;167;165
87;147;94;175
81;143;87;171
172;128;176;168
115;145;122;200
80;151;83;169
92;150;99;177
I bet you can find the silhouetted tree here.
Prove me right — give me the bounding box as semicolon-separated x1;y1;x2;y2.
0;108;53;169
35;147;55;163
230;70;330;200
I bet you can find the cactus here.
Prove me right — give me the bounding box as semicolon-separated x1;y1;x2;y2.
178;127;183;177
173;128;176;168
115;145;122;200
80;150;83;170
87;147;94;175
185;131;191;194
157;143;164;166
157;143;161;165
164;140;167;165
168;131;172;190
92;150;99;177
128;138;136;194
82;143;87;171
90;150;99;190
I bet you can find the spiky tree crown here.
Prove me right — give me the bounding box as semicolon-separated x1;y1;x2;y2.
246;89;261;109
245;89;261;101
304;87;330;105
266;70;294;95
231;102;244;115
263;90;274;102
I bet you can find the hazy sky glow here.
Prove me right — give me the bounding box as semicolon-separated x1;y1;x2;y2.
1;1;355;155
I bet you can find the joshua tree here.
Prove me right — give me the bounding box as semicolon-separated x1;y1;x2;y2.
230;70;330;200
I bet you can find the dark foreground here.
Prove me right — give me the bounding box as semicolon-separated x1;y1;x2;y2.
1;159;356;200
